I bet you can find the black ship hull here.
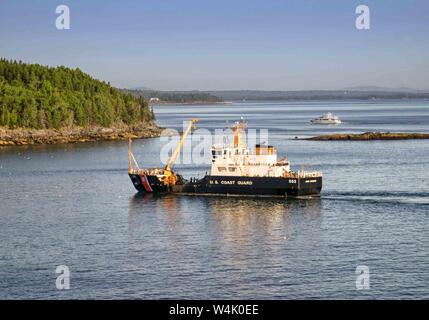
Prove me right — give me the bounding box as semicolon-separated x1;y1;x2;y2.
129;174;322;197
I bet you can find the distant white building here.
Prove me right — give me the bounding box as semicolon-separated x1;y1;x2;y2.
149;97;160;103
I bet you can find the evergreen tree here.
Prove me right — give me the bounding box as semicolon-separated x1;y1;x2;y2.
0;58;154;129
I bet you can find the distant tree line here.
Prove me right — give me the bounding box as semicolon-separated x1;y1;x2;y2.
0;58;154;129
125;89;429;103
125;89;223;103
204;90;429;101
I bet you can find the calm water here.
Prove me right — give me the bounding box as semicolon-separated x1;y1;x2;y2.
0;100;428;299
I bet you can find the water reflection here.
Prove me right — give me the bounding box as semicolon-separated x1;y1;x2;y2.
128;194;323;289
205;197;322;262
128;194;322;241
128;193;183;233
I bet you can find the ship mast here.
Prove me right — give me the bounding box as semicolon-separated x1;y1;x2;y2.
232;118;247;148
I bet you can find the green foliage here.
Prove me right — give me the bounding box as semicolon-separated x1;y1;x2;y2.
0;58;154;129
126;89;223;103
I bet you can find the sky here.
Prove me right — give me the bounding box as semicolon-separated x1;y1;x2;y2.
0;0;428;90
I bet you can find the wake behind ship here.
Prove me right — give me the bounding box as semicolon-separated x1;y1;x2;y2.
128;119;322;197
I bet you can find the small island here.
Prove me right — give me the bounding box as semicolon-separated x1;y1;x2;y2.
306;132;429;141
0;59;161;145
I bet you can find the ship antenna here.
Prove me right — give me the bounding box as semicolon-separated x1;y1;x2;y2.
223;120;231;146
224;120;230;130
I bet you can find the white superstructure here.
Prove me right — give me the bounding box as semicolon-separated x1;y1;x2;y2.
210;119;291;177
311;112;342;124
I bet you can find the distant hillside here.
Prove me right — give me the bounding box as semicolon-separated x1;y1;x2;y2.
341;86;427;93
126;88;429;102
125;89;223;104
205;90;429;101
0;59;155;129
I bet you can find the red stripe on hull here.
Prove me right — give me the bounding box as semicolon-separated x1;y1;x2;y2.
139;174;153;192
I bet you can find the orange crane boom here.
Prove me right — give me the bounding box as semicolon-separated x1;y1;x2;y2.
163;118;198;184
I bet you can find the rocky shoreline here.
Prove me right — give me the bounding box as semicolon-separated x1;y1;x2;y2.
306;132;429;141
0;124;163;146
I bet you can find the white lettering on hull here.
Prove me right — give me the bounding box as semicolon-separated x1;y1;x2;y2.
237;181;253;185
209;180;253;186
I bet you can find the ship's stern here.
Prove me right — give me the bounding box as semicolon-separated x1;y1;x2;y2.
295;176;322;197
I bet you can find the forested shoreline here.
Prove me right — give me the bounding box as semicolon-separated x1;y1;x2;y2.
0;59;159;145
125;89;223;104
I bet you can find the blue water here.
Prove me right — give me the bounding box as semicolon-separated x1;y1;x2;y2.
0;100;428;299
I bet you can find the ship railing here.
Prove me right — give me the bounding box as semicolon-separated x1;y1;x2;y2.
128;168;166;176
282;171;322;178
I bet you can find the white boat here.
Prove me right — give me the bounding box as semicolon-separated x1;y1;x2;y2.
310;112;342;124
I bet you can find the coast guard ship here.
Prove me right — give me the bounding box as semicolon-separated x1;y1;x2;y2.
128;119;322;197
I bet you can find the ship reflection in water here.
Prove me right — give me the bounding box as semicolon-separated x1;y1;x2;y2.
128;194;323;238
127;194;323;298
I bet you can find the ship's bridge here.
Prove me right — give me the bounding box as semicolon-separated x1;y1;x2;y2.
209;119;290;177
210;144;290;177
211;144;278;164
